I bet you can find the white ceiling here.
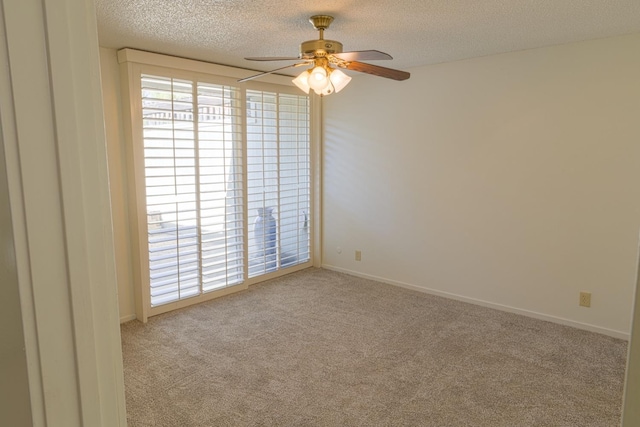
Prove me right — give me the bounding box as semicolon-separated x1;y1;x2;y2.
96;0;640;77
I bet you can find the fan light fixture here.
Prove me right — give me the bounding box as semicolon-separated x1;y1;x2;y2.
292;62;352;96
239;15;409;95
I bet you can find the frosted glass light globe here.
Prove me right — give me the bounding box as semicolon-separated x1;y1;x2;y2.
329;69;352;93
308;66;328;91
292;71;311;94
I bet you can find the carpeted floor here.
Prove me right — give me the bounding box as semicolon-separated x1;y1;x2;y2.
121;268;628;426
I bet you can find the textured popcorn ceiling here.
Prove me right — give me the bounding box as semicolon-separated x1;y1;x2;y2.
96;0;640;75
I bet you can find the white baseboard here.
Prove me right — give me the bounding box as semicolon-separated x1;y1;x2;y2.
322;264;630;341
119;314;137;324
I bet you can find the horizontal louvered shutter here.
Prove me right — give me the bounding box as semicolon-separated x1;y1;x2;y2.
141;75;243;307
246;90;310;277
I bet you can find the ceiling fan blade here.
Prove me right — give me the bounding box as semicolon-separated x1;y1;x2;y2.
345;61;410;81
245;56;301;61
331;50;392;61
238;63;309;83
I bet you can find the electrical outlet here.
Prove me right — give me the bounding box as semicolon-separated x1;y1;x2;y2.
579;291;591;308
355;250;361;261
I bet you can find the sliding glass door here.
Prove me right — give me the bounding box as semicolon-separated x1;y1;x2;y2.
129;65;312;318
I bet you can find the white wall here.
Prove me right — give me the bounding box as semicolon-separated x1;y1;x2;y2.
100;47;137;322
323;33;640;338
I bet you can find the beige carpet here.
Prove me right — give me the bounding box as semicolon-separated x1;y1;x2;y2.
121;268;627;426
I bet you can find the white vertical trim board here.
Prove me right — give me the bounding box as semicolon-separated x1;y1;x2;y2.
622;241;640;426
1;0;126;425
311;95;322;267
0;4;34;425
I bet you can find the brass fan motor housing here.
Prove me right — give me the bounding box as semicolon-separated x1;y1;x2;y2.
301;15;343;58
300;39;343;57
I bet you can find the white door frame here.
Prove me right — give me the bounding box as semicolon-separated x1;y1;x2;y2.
0;0;126;425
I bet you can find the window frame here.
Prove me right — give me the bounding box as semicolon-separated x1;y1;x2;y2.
118;49;320;322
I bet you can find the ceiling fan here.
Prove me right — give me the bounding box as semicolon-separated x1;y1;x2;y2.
238;15;410;96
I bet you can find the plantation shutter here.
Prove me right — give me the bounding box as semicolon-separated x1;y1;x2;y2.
141;75;243;307
121;49;315;320
246;90;311;277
